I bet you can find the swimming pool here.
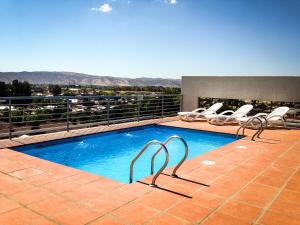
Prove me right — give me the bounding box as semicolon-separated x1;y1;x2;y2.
15;125;237;184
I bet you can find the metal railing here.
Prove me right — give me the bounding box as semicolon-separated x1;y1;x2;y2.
236;116;266;141
151;135;188;178
129;135;188;187
0;94;182;139
129;140;169;187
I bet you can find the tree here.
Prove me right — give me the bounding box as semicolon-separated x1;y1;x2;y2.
12;80;21;96
0;80;32;96
50;85;62;96
22;81;32;96
0;82;9;96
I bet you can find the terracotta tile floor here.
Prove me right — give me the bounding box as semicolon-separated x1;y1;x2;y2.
0;119;299;224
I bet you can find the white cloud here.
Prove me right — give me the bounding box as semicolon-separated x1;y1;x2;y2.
91;3;112;13
165;0;177;4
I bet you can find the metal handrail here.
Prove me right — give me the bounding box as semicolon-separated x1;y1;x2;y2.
150;135;188;178
256;116;268;138
250;117;263;140
129;140;169;187
0;94;182;139
0;94;179;100
236;117;264;141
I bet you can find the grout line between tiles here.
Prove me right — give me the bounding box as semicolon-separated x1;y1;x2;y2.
197;140;299;225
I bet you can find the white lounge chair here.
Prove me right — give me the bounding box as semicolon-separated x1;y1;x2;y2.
178;102;223;121
205;104;253;125
237;106;290;128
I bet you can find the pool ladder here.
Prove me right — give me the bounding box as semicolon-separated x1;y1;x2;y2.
236;116;267;141
129;135;188;187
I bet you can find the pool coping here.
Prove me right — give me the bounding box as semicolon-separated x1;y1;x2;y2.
0;117;178;149
0;117;243;150
11;123;242;150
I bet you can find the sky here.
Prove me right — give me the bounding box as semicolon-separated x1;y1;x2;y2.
0;0;300;78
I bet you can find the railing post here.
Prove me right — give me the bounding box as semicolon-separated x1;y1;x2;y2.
66;98;70;132
107;98;110;126
8;98;12;139
137;98;140;122
180;94;183;112
161;95;164;118
137;95;142;122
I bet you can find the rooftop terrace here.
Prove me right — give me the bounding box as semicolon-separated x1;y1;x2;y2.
0;118;299;225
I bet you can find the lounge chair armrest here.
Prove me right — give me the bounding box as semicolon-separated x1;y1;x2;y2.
267;115;287;128
231;112;249;118
219;110;234;115
267;115;285;121
254;113;268;118
192;108;206;113
203;109;217;114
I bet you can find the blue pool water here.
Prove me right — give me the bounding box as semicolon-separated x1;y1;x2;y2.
15;125;237;183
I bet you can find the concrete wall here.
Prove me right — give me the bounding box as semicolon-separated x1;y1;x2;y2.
181;76;300;111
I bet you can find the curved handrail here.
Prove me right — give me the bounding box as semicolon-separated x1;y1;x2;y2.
236;118;252;138
129;140;169;187
249;117;263;140
151;135;188;178
236;117;264;141
256;116;268;138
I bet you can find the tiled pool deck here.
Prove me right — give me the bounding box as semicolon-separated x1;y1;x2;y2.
0;118;299;225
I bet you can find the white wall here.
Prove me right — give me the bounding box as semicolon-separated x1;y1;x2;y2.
181;76;300;111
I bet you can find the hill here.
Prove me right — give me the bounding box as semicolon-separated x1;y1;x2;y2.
0;71;181;87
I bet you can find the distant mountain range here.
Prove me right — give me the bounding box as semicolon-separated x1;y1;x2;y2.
0;71;181;87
